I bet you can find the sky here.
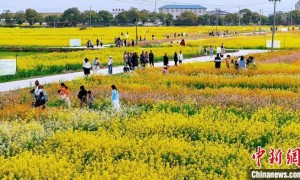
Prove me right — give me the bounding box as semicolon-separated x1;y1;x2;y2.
0;0;298;15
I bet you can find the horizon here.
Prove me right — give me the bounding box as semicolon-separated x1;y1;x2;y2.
0;0;298;15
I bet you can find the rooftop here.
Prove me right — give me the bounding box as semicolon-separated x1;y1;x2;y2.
159;5;206;9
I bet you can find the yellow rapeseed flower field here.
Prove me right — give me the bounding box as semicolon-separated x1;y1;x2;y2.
187;31;300;49
1;25;299;82
0;44;300;178
15;46;200;70
0;26;266;47
0;26;300;179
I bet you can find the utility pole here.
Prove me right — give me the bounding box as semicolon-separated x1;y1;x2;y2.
216;8;218;33
259;9;262;25
269;0;280;52
136;18;138;46
54;18;56;28
238;7;241;26
155;1;157;12
89;6;92;28
16;52;18;72
259;9;262;31
290;7;293;26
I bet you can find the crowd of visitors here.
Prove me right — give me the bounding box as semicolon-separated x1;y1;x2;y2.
77;85;94;109
87;39;103;48
209;30;238;36
120;50;184;72
31;81;120;111
121;50;155;70
82;42;258;75
112;31;190;47
30;80;48;109
87;29;244;49
214;54;255;70
31;36;260;112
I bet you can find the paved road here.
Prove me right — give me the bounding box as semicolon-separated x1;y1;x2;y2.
0;49;268;92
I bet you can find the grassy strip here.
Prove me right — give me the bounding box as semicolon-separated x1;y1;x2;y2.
0;51;47;57
0;47;98;53
0;64;82;83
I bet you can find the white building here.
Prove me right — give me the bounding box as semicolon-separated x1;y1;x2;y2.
111;8;125;18
296;0;300;11
159;5;207;19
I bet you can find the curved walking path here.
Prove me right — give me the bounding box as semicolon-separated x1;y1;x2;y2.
0;49;268;92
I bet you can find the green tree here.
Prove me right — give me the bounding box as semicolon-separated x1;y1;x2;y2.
81;10;98;25
45;15;60;23
126;7;140;23
251;12;260;24
115;11;128;24
39;16;45;26
198;14;211;25
139;10;150;23
260;15;269;25
177;11;197;26
165;13;173;26
62;7;81;25
115;8;141;24
149;12;158;23
291;10;300;25
98;10;113;24
210;14;217;26
276;11;286;25
157;12;166;23
268;11;286;25
14;10;26;25
25;8;41;26
240;9;252;25
224;13;239;25
155;12;174;25
2;10;14;25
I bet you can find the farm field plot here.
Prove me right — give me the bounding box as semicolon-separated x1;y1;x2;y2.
0;26;267;47
2;31;300;82
189;31;300;49
0;46;202;82
0;50;300;179
1;26;299;82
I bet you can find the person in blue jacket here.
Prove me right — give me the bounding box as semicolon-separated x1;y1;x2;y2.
111;85;120;111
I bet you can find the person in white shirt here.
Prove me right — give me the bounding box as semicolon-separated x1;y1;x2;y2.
30;80;40;103
221;43;225;57
83;58;91;76
178;51;184;64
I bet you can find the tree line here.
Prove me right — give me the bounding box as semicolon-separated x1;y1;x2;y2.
1;7;300;27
